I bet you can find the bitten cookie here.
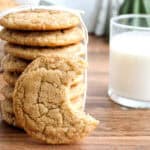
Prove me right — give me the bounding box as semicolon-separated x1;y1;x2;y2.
0;9;80;30
1;54;29;72
4;43;84;60
0;27;84;47
13;56;98;144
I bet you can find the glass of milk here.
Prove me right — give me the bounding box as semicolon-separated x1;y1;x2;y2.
108;15;150;108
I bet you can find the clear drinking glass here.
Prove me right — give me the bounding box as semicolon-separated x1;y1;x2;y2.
108;14;150;108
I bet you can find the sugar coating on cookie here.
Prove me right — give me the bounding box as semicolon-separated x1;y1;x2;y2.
0;10;80;30
4;43;84;60
13;56;98;144
1;54;29;72
0;27;84;47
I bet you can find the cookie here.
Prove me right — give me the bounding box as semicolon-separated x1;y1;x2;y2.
0;85;13;100
1;54;29;72
0;10;80;30
3;71;20;86
13;56;98;144
2;71;83;88
22;55;86;86
0;27;84;47
4;43;84;60
1;81;84;101
0;99;19;127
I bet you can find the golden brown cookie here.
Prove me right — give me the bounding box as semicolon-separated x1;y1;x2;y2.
0;27;84;47
0;85;13;100
1;54;29;72
4;43;84;60
3;71;20;86
13;56;98;144
0;99;20;127
0;10;80;30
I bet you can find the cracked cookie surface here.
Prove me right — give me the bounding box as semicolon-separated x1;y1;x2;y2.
1;54;29;72
4;43;84;60
0;9;80;30
0;27;84;47
22;55;86;78
13;56;98;144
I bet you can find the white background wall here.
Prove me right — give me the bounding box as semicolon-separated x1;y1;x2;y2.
43;0;100;32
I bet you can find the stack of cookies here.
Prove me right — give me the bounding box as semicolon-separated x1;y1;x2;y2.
0;8;98;144
0;9;85;126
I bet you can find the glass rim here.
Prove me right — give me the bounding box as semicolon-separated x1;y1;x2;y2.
111;14;150;30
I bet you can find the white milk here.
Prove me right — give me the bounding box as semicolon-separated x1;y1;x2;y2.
109;31;150;101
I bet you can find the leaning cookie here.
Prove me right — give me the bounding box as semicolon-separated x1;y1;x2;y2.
4;43;84;60
0;9;80;30
13;56;98;144
1;54;29;73
0;27;84;47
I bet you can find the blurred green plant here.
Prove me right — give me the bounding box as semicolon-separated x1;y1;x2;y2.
119;0;150;28
119;0;150;14
106;0;150;38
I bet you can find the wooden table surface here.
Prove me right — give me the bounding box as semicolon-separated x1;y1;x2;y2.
1;35;150;150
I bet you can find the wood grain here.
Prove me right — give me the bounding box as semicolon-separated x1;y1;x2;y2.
1;35;150;150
